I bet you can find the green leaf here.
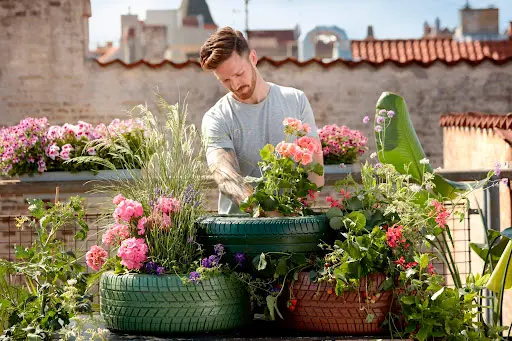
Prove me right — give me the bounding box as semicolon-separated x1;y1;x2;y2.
326;207;343;219
419;253;429;270
276;258;288;276
375;92;486;199
502;227;512;240
306;161;324;176
266;295;283;320
257;253;267;271
401;295;416;305
26;198;45;219
366;313;374;323
308;270;317;282
344;212;366;232
329;216;343;230
260;144;275;161
431;287;445;301
416;325;432;341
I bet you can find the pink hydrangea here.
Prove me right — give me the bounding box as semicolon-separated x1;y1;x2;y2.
114;199;144;223
113;194;125;205
86;245;108;271
137;217;147;235
117;238;148;270
156;196;181;214
102;223;131;247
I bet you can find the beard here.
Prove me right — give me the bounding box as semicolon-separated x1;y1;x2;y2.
233;65;257;101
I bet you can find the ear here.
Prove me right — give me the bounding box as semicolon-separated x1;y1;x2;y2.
248;49;258;66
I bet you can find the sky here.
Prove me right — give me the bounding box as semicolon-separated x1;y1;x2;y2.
89;0;512;49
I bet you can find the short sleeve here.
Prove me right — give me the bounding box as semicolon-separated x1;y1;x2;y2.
299;92;319;138
201;111;234;156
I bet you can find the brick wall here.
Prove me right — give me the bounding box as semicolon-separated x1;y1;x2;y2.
2;2;512;169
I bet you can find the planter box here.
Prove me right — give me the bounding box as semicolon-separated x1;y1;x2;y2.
280;272;392;335
100;272;251;334
19;169;140;182
323;163;358;174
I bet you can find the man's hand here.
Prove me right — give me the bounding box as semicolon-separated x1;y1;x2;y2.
207;148;254;207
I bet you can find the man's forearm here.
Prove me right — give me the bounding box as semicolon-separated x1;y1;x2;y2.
208;149;253;206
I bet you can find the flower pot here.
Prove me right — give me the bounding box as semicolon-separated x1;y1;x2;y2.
323;163;359;174
19;169;140;182
100;272;251;334
280;272;392;335
196;214;332;258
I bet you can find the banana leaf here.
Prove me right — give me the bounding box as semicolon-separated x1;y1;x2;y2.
374;92;487;199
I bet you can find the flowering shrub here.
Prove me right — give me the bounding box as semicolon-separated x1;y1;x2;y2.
318;124;368;165
240;117;323;216
0;117;144;176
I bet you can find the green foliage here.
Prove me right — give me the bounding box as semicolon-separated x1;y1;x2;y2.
0;197;91;340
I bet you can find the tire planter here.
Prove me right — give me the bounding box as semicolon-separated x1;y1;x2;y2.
196;214;332;257
100;272;251;334
280;272;392;335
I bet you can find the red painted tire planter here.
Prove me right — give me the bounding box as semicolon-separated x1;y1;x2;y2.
280;272;392;335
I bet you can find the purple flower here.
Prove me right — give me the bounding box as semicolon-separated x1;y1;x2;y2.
144;261;157;274
208;254;219;267
378;109;387;116
494;161;501;176
501;178;509;185
387;110;395;118
201;257;211;268
234;252;245;264
156;266;165;275
187;236;194;244
375;125;383;133
214;244;225;256
376;116;385;124
363;116;370;124
375;163;383;168
189;271;200;283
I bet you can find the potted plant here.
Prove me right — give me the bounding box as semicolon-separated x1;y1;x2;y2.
197;117;331;258
318;124;368;173
85;96;251;334
0;117;144;181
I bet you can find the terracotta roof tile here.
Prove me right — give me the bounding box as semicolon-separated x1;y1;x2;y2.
352;39;512;63
440;112;512;129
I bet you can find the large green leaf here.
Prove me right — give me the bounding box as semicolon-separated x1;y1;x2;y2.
374;92;485;199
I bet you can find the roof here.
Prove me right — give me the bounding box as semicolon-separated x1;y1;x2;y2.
440;112;512;129
180;0;215;26
97;46;121;64
247;30;297;43
351;39;512;63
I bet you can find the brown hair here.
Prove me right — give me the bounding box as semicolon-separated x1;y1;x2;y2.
200;26;249;70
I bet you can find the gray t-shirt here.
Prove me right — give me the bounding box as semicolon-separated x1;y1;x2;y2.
202;82;319;214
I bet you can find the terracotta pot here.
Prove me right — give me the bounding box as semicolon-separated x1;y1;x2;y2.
280;272;393;335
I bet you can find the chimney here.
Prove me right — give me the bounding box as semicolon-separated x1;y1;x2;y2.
508;21;512;40
366;25;375;40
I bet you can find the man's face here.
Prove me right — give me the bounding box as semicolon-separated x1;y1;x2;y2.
214;51;257;101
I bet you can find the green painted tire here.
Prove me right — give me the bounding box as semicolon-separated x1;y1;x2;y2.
197;214;332;257
100;272;251;334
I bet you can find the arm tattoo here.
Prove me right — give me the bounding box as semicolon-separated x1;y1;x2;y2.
207;148;253;206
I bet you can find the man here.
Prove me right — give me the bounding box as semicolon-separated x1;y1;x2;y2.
200;26;324;215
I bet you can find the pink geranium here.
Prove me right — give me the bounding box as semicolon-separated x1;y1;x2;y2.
283;117;311;137
117;238;148;270
137;217;147;235
102;223;130;247
113;194;125;205
113;199;144;223
318;124;368;165
156;196;181;214
86;245;108;271
386;225;406;248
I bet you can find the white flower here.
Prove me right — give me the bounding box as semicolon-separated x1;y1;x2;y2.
433;167;442;173
357;194;364;201
420;158;430;165
67;279;77;286
370;152;377;159
409;184;422;193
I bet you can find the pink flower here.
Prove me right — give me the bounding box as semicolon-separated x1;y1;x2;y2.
60;150;71;161
61;143;74;152
308;190;317;200
386;225;406;248
113;194;125;205
46;143;60;160
102;224;130;247
428;264;435;275
431;200;450;228
117;238;148;270
282;117;311;136
296;136;321;154
37;159;46;173
326;196;341;208
87;147;96;156
86;245;108;271
137;217;147;235
300;152;313;165
156;196;181;214
363;116;370;124
114;199;144;223
393;256;406;267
